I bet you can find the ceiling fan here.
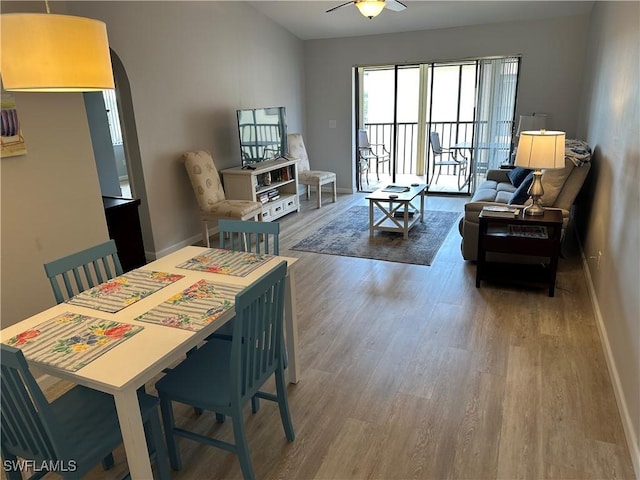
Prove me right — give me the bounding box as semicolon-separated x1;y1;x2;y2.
326;0;407;20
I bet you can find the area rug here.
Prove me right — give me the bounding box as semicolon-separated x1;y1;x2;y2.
291;206;460;266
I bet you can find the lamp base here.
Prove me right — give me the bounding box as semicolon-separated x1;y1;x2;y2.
525;170;546;216
523;202;545;216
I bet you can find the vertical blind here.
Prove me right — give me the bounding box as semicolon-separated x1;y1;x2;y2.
471;57;520;191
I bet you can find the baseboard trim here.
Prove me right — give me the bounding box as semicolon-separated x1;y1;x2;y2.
580;249;640;477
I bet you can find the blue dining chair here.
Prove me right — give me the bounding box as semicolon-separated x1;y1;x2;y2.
155;261;294;480
215;219;283;412
213;219;280;344
218;219;280;255
43;240;123;304
0;345;170;480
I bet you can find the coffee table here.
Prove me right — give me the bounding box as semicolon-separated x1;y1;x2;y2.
366;184;426;239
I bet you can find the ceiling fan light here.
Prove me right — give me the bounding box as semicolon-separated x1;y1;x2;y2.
356;0;386;19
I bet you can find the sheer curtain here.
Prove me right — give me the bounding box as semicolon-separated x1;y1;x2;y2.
471;57;519;192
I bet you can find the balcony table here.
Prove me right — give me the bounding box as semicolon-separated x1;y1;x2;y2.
0;246;299;479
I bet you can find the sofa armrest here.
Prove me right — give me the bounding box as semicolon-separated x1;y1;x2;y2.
486;169;511;183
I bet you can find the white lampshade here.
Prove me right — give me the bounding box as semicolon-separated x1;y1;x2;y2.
517;114;547;136
515;130;566;170
356;0;386;19
1;13;114;92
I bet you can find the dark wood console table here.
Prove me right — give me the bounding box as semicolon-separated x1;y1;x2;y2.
102;196;146;272
476;209;563;297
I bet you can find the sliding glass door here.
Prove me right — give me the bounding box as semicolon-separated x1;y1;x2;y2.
356;56;520;194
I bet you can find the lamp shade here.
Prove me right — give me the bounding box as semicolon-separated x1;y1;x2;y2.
515;130;566;170
1;13;114;92
356;0;386;19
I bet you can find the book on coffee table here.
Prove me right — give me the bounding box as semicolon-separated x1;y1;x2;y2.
382;185;410;193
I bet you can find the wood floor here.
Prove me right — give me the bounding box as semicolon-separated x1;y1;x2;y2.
47;192;635;479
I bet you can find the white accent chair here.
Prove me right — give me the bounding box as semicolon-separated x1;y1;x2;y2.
287;133;337;209
181;151;262;247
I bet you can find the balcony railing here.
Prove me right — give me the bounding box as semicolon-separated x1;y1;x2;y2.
363;121;511;177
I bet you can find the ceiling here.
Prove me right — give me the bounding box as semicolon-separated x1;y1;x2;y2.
248;1;594;41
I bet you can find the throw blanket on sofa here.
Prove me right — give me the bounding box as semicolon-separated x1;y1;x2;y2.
565;139;591;167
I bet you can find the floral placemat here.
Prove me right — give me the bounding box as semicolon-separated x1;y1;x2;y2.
3;312;143;372
135;280;244;331
176;248;273;277
66;270;184;313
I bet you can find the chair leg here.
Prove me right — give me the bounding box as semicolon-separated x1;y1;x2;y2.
251;395;260;414
159;397;182;471
231;408;255;480
215;412;226;423
202;219;211;248
2;452;26;480
332;181;337;203
305;185;310;200
274;365;295;442
101;453;115;470
316;185;321;209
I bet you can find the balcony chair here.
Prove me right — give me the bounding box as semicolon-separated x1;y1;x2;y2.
155;261;295;480
181;151;263;247
430;131;468;190
287;133;336;209
0;344;169;480
358;129;390;182
43;240;123;304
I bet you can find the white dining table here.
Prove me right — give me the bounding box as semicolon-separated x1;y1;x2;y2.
0;246;299;479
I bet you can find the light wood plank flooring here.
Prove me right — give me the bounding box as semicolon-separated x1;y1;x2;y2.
40;192;635;479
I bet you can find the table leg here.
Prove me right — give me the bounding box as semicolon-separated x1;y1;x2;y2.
369;201;374;237
114;388;154;479
403;204;409;240
284;268;299;384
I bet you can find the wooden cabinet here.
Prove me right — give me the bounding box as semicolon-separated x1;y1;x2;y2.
102;196;146;272
476;209;563;297
222;158;300;221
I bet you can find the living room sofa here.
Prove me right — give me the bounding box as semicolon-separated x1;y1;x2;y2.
458;140;592;261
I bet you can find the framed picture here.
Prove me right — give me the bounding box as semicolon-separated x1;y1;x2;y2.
1;91;27;157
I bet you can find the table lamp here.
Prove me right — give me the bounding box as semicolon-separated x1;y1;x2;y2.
515;129;565;216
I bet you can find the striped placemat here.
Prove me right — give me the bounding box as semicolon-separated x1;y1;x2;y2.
135;280;244;331
3;312;143;372
176;248;273;277
66;270;184;313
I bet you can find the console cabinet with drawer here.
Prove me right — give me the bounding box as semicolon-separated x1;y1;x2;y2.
222;158;300;221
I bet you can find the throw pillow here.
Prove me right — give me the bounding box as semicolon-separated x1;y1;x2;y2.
507;167;532;187
508;171;534;205
539;158;574;207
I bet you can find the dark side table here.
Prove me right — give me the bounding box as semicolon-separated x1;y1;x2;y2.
476;209;563;297
102;196;147;272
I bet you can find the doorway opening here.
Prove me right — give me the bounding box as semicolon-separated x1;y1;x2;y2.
356;57;520;195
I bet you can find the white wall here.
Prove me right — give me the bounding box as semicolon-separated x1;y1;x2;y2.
303;15;590;191
576;1;640;471
68;1;306;258
0;91;110;327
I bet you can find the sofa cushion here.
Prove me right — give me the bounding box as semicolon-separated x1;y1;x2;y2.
507;167;532;187
540;158;574;207
508;171;534;205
